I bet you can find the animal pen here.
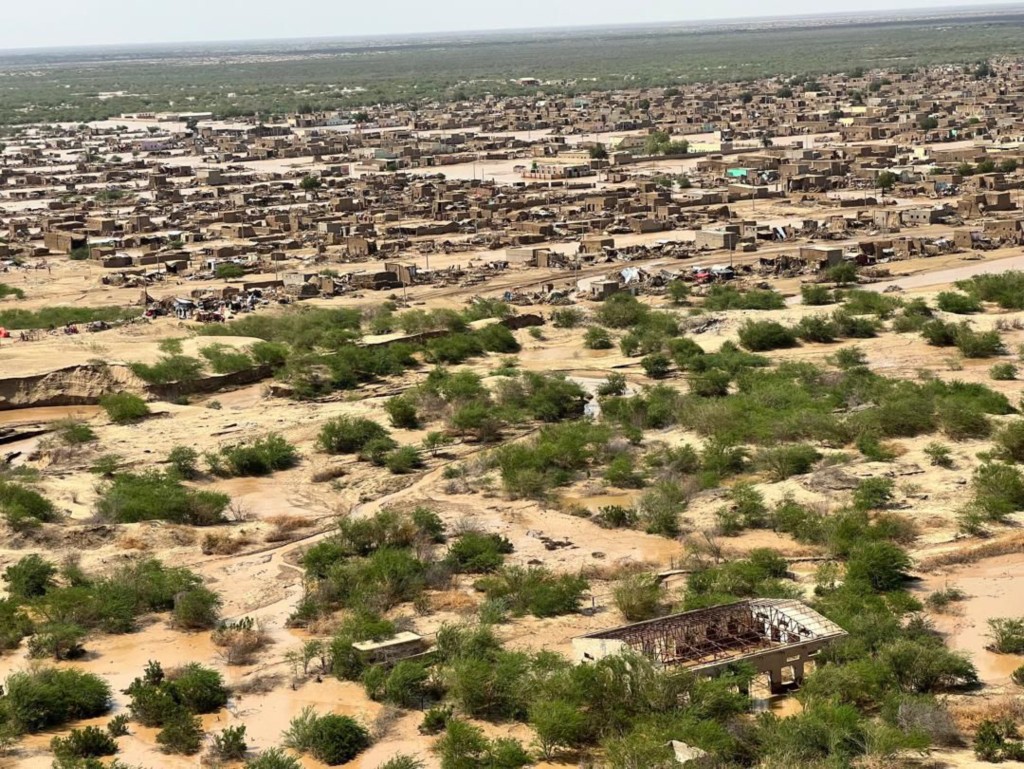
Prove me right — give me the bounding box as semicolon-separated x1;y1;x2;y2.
573;598;847;693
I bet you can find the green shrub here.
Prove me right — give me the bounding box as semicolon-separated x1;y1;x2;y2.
613;573;663;621
704;285;786;311
172;587;221;629
385;446;424;474
956;327;1005;358
595;505;638;529
840;289;900;317
920;319;958;346
853;477;895;510
475;566;588;618
3;667;111;732
28;621;87;660
156;710;203;754
215;263;245;279
200;343;253;374
384;396;420;428
3;553;56;599
972;462;1024;519
938;398;991;440
0;306;137;330
318;417;392;454
845;542;911;591
55;419;98;445
987;617;1024;654
1013;665;1024;686
0;282;25;300
249;340;290;368
0;480;59;530
640;353;672;379
129;355;204;384
433;718;531;769
956;270;1024;310
551;308;584;328
737;320;798;351
801;284;836;305
167;446;200;479
756;444;821;481
924;442;954;468
96;471;229;525
584;326;613;349
51;726;118;760
245;748;302;769
283;707;371;766
596;293;647;328
212;433;299;476
991;362;1017;380
100;392;150;424
996;420;1024;462
936;291;982;314
974;718;1024;762
446;532;513;574
0;598;33;650
211;725;248;761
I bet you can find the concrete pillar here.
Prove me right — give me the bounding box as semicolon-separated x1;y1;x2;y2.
792;660;805;686
768;667;785;695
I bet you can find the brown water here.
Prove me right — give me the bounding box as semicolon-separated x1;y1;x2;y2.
0;405;102;426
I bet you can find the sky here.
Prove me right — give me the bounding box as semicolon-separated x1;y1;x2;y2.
1;0;1020;49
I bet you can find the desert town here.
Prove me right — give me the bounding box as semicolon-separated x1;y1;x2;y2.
1;50;1024;769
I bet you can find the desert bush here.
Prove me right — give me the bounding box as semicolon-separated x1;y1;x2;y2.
852;477;895;510
3;553;56;599
283;707;371;766
925;587;966;613
595;504;638;529
211;725;248;761
974;718;1024;762
987;617;1024;654
996;420;1024;462
213;618;270;665
801;284;836;305
0;599;33;651
249;340;290;368
318;417;392;454
640;353;672;379
920;319;958;346
972;462;1024;519
172;587;222;629
957;270;1024;310
156;710;203;754
474;566;588;618
385;446;424;474
845;542;911;591
0;479;59;530
55;419;97;445
936;291;982;314
100;392;150;424
96;471;229;525
50;726;118;760
551;308;584;328
737;320;798;351
3;667;111;732
596;293;648;328
433;718;531;769
129;355;204;385
956;327;1006;358
384;396;420;429
200;343;253;374
991;362;1017;380
613;573;663;621
704;285;786;311
245;748;302;769
924;442;954;468
211;433;299;476
446;532;514;574
584;326;614;349
166;446;200;479
840;289;901;317
756;443;821;481
830;346;867;369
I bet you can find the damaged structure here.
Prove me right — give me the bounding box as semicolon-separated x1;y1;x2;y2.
573;599;847;693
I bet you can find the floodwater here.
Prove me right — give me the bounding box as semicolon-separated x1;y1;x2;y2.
0;405;102;426
920;554;1024;686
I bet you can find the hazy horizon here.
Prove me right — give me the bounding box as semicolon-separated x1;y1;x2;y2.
3;0;1022;50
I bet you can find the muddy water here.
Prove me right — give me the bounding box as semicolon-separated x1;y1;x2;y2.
0;405;102;426
920;554;1024;685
